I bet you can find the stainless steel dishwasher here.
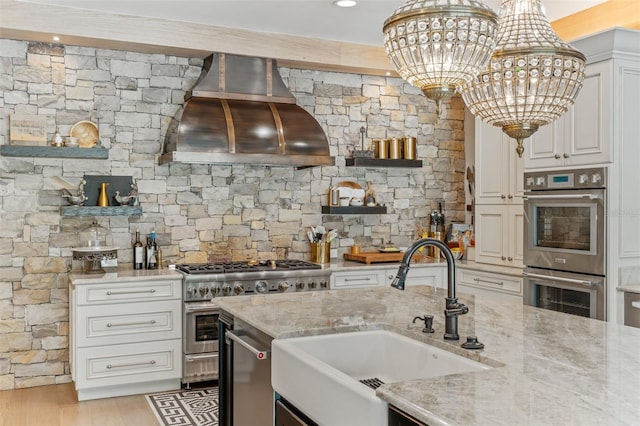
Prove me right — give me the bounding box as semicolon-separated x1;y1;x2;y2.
219;313;273;426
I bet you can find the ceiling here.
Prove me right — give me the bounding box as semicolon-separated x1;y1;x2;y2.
17;0;609;47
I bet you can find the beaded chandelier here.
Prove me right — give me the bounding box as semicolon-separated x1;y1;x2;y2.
459;0;586;157
383;0;499;115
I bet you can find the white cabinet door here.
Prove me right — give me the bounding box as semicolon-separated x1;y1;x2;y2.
524;60;611;170
331;269;386;289
475;119;524;204
474;204;523;268
384;265;445;289
457;268;523;300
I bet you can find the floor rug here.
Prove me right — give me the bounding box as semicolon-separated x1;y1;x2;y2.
146;387;218;426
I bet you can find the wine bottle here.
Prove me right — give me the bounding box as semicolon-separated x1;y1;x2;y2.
146;230;158;269
133;229;144;270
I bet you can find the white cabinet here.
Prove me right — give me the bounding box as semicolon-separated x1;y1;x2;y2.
475;121;524;204
331;264;446;290
384;264;445;289
331;268;386;289
474;205;523;268
70;273;182;401
457;267;523;302
525;61;611;169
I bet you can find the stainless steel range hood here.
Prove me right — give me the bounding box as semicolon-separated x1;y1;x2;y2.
160;53;334;167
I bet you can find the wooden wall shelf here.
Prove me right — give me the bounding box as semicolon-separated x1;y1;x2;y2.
321;206;387;215
0;145;108;159
345;158;422;168
61;206;142;217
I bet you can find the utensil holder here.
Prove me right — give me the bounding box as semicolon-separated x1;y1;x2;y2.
310;242;331;263
388;138;402;159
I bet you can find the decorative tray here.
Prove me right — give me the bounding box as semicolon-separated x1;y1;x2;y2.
70;120;99;148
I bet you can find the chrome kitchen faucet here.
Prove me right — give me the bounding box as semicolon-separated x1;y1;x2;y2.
391;238;469;341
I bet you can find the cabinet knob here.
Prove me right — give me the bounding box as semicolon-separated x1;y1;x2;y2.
501;256;506;261
508;256;513;261
563;153;570;159
555;154;561;159
501;194;506;199
508;194;513;199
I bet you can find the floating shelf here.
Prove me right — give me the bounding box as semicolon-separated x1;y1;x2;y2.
345;158;422;168
61;206;142;217
0;145;108;159
321;206;387;214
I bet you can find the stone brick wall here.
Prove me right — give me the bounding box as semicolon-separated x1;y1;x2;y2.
0;38;465;389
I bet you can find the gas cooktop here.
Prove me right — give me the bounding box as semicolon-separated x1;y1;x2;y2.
176;259;321;275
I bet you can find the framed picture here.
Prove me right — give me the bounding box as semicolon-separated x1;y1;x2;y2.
446;223;472;243
10;114;47;146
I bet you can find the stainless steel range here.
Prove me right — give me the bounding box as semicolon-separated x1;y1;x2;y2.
178;259;331;387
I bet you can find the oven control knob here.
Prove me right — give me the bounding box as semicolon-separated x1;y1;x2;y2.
199;286;209;297
535;177;545;186
211;286;221;296
579;174;589;184
187;286;197;296
591;173;602;184
296;281;305;290
233;282;245;295
525;177;535;187
278;281;290;292
308;281;317;289
320;280;328;289
221;283;232;296
255;280;268;294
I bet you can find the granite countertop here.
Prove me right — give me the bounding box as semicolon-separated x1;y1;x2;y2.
618;266;640;294
69;267;182;285
215;286;640;425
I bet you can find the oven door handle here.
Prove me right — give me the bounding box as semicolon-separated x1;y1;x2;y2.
185;304;219;313
225;330;270;360
523;194;600;201
523;272;597;287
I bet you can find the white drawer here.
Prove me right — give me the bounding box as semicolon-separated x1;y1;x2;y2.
332;270;385;289
75;339;181;388
458;268;522;295
75;279;181;305
75;300;181;347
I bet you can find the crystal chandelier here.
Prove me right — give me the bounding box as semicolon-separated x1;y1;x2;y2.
383;0;499;114
459;0;586;157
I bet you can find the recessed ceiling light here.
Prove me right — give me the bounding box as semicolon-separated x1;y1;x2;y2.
333;0;357;8
52;36;60;41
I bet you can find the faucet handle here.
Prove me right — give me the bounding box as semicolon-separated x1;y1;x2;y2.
412;315;435;333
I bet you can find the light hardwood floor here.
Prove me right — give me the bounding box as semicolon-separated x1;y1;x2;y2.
0;382;158;426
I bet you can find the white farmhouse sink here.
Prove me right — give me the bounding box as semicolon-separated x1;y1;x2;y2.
272;330;490;426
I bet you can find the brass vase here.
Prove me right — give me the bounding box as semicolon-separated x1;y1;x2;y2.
97;182;109;207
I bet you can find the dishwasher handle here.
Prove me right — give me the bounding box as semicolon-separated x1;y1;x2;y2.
225;330;270;360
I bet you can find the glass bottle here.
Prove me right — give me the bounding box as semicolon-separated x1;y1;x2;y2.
133;229;144;270
146;230;157;269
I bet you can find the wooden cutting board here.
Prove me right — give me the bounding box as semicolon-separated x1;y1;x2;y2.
343;251;405;264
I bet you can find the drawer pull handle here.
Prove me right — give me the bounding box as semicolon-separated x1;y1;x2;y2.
344;277;371;282
106;320;157;328
106;360;156;369
106;289;156;296
473;277;504;287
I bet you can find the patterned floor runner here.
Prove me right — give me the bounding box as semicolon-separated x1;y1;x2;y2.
146;387;218;426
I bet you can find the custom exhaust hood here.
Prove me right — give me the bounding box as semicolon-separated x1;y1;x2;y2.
160;53;334;167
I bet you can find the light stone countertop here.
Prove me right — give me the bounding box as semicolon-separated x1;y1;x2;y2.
69;267;182;285
617;266;640;294
215;285;640;426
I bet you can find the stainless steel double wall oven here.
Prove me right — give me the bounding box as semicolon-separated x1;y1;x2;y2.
523;167;607;320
